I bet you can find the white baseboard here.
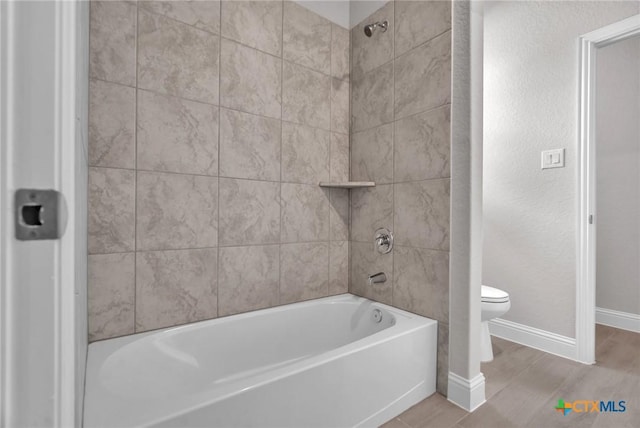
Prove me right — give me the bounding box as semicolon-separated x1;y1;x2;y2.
488;318;577;361
596;307;640;333
447;372;486;412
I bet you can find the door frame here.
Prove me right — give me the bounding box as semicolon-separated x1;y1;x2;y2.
576;14;640;364
0;0;88;425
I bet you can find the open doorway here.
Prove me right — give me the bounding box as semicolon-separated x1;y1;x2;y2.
594;34;640;338
577;14;640;363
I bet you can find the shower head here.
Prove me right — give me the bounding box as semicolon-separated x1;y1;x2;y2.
364;20;388;37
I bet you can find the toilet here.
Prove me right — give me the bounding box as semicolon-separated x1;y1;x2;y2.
481;285;511;362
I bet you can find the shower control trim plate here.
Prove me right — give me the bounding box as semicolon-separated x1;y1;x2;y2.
374;228;393;254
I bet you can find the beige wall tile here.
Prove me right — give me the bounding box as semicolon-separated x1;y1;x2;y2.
219;108;281;181
283;1;331;74
394;179;450;250
329;241;349;295
138;11;220;104
282;61;331;130
221;1;282;56
139;0;221;35
136;171;218;250
219;178;280;246
137;90;219;175
218;245;280;316
90;1;137;86
89;79;136;169
330;132;349;183
351;123;393;184
435;322;453;400
351;1;394;80
349;241;393;305
393;246;449;323
220;39;282;119
136;248;218;331
280;242;329;304
395;0;451;57
348;1;453;393
394;104;450;182
351;62;393;132
87;1;357;339
329;189;349;241
88;167;135;254
350;184;393;243
88;253;135;341
331;78;350;134
281;183;329;243
394;31;451;119
282;122;330;184
331;24;350;81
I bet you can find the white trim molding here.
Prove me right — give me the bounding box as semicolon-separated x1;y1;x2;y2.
489;318;577;361
0;1;14;421
57;0;89;426
0;1;87;425
596;307;640;333
576;14;640;365
447;372;486;412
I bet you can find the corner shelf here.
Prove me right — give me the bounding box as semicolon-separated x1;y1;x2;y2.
318;181;376;189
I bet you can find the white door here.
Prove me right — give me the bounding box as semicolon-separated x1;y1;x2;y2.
0;1;88;426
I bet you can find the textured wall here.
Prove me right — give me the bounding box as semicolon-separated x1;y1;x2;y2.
87;1;350;341
483;1;640;338
348;0;452;395
595;36;640;316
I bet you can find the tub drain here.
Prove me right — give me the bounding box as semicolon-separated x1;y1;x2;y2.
372;309;383;323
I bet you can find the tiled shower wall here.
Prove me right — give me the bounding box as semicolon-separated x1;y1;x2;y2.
87;1;350;341
348;0;452;394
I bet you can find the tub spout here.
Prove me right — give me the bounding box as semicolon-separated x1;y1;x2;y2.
368;272;387;286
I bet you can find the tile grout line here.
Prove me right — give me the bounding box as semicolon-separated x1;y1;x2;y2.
141;4;348;82
446;408;472;428
350;241;451;254
392;417;413;428
348;23;353;296
216;0;222;320
278;0;285;306
90;75;346;135
521;359;590;427
353;27;452;83
92;243;310;260
395;27;452;62
351;102;452;136
391;0;396;308
90;164;371;186
133;1;139;334
328;22;333;298
481;345;549;402
87;2;94;339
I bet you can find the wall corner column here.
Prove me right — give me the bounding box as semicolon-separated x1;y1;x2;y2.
448;0;485;412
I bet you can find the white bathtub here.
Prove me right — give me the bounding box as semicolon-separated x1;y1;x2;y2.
84;294;437;427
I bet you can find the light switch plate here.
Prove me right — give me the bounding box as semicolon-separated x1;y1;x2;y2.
541;148;565;169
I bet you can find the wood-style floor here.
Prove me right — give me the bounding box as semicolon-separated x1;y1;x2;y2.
382;325;640;428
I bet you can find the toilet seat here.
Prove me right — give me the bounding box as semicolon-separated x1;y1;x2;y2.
481;285;509;303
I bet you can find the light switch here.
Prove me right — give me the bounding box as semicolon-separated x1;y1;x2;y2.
541;149;565;169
